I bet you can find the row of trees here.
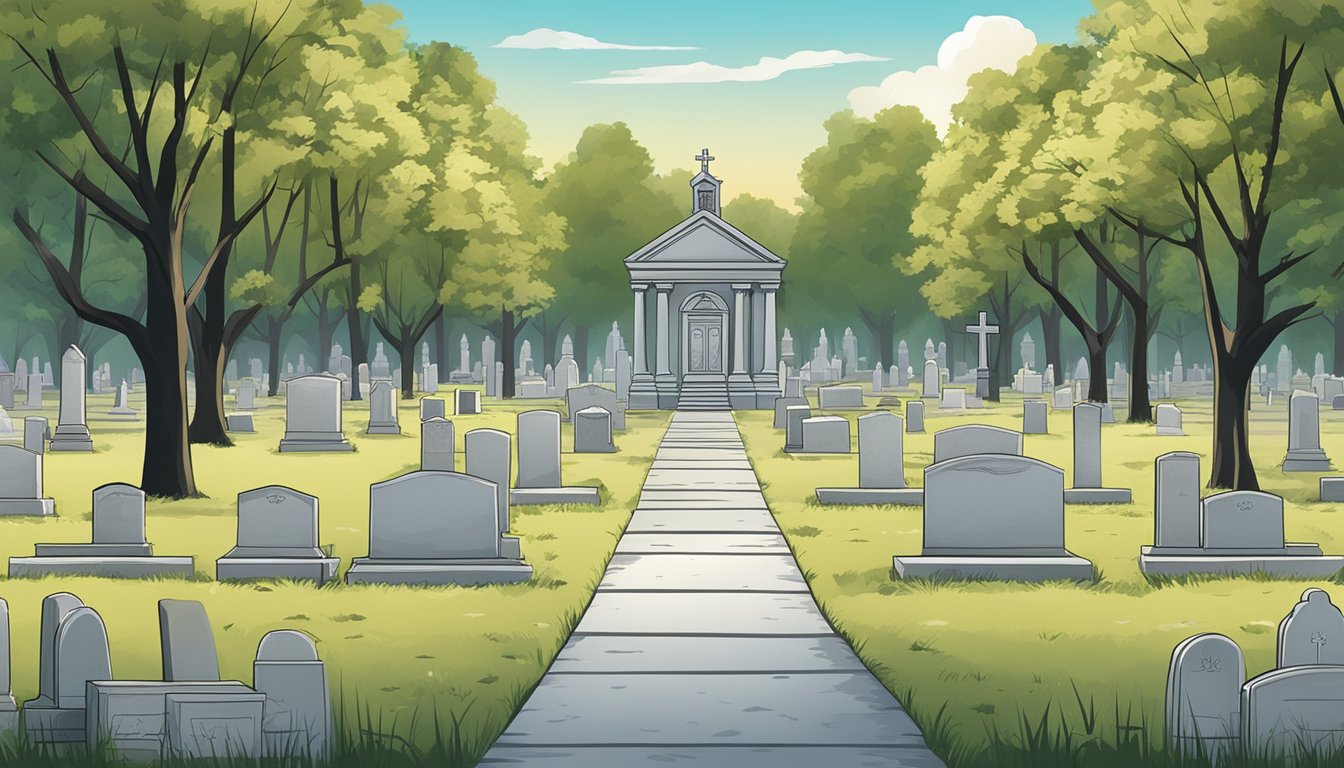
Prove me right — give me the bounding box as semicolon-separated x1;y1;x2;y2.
5;0;1344;496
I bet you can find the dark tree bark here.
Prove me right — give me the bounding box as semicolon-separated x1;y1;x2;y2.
1333;309;1344;377
501;307;518;399
434;313;448;374
859;309;895;369
1039;305;1063;388
574;324;590;375
336;177;369;401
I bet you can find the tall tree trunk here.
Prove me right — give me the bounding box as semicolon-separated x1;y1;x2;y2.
266;319;285;397
398;333;416;400
1208;360;1255;489
336;176;368;402
859;311;894;368
574;324;590;373
1128;307;1153;421
501;307;517;399
1039;306;1062;387
434;314;448;373
1333;309;1344;377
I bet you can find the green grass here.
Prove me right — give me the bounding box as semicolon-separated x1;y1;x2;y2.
0;384;669;767
738;387;1344;767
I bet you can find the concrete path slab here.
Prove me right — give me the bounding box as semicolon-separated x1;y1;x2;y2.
482;411;945;767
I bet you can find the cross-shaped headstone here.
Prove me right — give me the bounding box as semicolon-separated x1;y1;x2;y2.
696;148;715;174
966;311;1000;371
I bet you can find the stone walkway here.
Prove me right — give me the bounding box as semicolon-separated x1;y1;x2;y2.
481;411;945;767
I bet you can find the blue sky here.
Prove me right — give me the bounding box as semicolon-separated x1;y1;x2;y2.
386;0;1095;208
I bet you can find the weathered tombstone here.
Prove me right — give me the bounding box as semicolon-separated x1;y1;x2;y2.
23;416;46;455
455;389;481;416
163;689;265;760
0;599;14;734
933;424;1023;463
511;410;600;505
1064;403;1132;503
0;374;12;411
939;387;965;410
465;429;512;534
366;380;401;435
0;443;55;516
235;379;257;410
1334;394;1344;410
574;406;616;453
872;364;883;393
1242;665;1344;756
1165;633;1243;758
345;470;531;585
921;359;939;398
14;360;26;390
1283;389;1331;471
799;416;849;453
616;352;631;402
25;594;110;745
817;413;923;505
1023;399;1048;434
893;455;1094;581
566;383;625;429
225;412;255;432
1155;403;1184;436
10;483;193;577
278;375;352;452
1201;491;1285;551
1278;588;1344;667
216;486;339;585
49;346;92;452
784;404;811;452
108;380;137;417
818;385;864;409
253;630;331;759
905;400;925;433
420;417;454;472
773;396;808;429
420;397;445;421
159;599;220;682
1152;452;1202;549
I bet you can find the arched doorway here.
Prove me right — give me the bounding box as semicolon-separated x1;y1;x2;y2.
679;292;728;380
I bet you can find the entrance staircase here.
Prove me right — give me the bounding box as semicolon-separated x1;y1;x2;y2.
675;375;731;410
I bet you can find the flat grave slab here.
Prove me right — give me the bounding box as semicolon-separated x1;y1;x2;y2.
816;488;924;506
509;487;601;506
892;554;1095;582
8;556;194;579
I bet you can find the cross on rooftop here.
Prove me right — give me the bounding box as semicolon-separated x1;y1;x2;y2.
966;311;1000;371
696;148;715;174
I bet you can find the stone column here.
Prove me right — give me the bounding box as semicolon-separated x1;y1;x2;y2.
761;285;778;374
632;283;648;375
654;284;672;376
50;345;93;451
731;285;749;374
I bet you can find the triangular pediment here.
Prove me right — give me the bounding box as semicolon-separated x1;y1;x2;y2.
625;210;785;265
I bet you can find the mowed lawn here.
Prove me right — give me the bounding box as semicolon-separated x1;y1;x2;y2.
738;388;1344;762
0;385;668;762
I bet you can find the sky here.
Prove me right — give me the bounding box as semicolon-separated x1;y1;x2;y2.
385;1;1095;210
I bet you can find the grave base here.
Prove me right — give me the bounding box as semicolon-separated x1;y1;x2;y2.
48;425;93;452
8;555;195;579
815;487;924;506
345;558;532;586
510;487;601;506
892;553;1095;582
1139;545;1344;577
1283;449;1331;472
23;701;84;744
278;437;353;453
215;556;340;586
0;498;54;516
574;443;616;454
1156;427;1185;436
1063;487;1133;504
365;423;401;435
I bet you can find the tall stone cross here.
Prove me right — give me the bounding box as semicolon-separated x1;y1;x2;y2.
966;311;1000;371
696;148;715;174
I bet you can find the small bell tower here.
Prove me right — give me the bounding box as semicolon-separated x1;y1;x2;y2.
689;147;721;216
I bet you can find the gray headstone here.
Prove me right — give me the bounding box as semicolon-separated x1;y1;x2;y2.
236;379;256;410
1155;403;1183;435
800;416;849;453
0;374;12;411
905;400;924;433
54;605;111;709
91;484;146;545
516;411;562;489
0;598;12;726
49;345;92;452
1072;403;1103;488
279;376;349;452
1023;400;1047;434
773;397;807;429
1278;588;1344;667
574;407;615;453
253;630;330;759
159;599;219;682
1154;452;1201;548
455;389;481;416
420;417;454;472
1165;633;1243;757
922;455;1066;554
465;428;512;533
1200;491;1284;550
366;381;400;434
0;443;43;501
23;417;46;455
818;385;864;409
368;471;501;559
784;405;810;451
419;398;445;422
231;486;324;557
922;359;939;398
1242;665;1344;756
858;412;904;489
1284;389;1331;470
566;384;623;429
164;690;264;760
933;425;1023;464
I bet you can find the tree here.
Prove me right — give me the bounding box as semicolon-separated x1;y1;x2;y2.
792;106;939;366
1077;0;1343;488
1;0;317;497
542;123;681;370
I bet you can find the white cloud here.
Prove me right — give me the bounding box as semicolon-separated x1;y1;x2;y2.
494;28;697;51
579;50;889;85
847;16;1037;135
